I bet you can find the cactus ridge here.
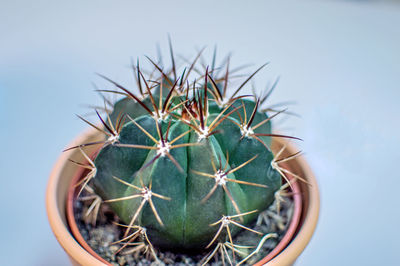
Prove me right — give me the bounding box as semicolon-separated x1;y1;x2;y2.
66;45;303;262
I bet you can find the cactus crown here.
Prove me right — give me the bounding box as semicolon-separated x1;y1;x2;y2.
67;43;303;264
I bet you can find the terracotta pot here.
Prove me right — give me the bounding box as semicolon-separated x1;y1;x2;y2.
46;128;319;265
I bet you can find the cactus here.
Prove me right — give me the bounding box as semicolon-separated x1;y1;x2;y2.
67;45;302;262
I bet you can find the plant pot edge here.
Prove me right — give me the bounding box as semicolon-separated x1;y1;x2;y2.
46;128;319;266
267;141;320;265
46;128;107;266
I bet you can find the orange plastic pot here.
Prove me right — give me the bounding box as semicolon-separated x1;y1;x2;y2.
46;128;319;265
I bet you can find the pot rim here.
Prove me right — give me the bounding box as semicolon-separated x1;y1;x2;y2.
46;128;319;266
46;128;108;265
262;141;320;265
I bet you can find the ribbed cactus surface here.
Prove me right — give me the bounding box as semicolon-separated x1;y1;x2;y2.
88;72;282;250
64;45;302;256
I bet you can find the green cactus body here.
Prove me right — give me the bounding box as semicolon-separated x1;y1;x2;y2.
92;86;281;250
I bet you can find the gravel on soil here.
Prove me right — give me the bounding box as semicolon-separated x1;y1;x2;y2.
74;190;294;266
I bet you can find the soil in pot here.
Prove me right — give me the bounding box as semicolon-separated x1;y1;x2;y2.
70;177;300;265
